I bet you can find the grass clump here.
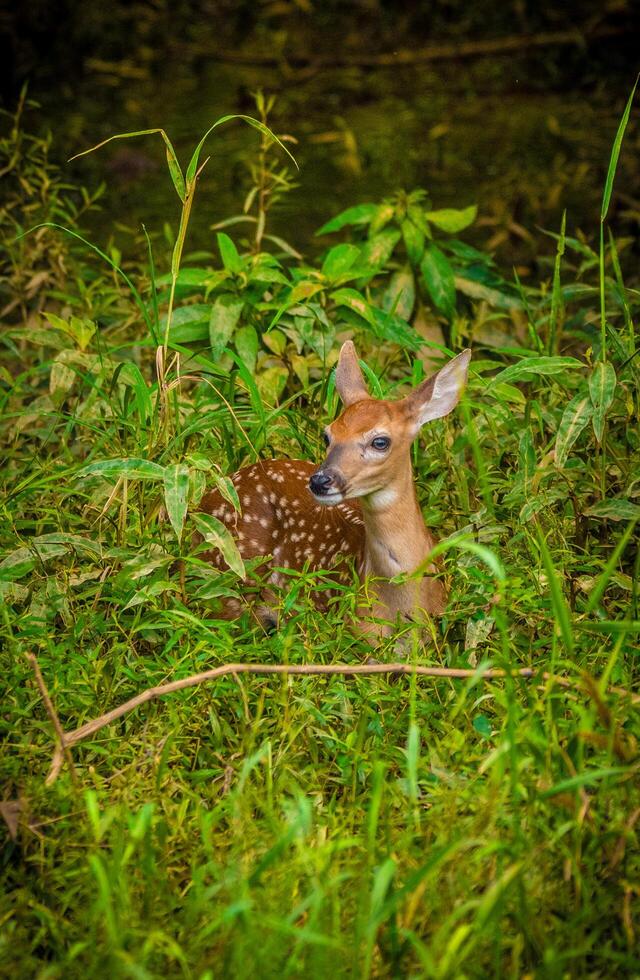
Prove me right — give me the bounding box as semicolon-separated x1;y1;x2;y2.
1;89;639;978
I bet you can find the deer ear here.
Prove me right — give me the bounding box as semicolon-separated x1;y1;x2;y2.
335;341;369;406
404;349;471;433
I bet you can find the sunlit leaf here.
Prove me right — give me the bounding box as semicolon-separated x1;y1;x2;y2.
69;127;185;202
488;356;584;387
420;244;455;319
315;203;378;236
358;229;401;274
192;513;245;579
585;499;640;521
401;219;425;264
588;360;617;443
321;243;361;282
425;205;477;233
234;324;259;373
209;295;244;358
382;268;415;321
163;464;190;541
185;114;297;186
76;458;165;481
555;392;593;467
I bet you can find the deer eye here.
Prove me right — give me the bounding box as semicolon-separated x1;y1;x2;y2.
322;431;331;447
371;436;390;452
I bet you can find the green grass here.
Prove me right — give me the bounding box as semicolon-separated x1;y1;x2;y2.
1;91;639;978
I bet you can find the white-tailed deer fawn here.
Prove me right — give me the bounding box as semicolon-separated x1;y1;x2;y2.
199;342;471;635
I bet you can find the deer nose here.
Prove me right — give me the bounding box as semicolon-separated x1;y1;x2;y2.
309;471;334;496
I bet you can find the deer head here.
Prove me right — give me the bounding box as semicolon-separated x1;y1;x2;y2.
309;342;471;508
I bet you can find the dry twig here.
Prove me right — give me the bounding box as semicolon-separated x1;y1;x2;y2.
42;661;639;785
26;652;79;788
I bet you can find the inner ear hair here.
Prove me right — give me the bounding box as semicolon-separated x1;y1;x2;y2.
404;349;471;429
335;340;370;407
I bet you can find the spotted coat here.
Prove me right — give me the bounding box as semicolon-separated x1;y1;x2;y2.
198;459;365;617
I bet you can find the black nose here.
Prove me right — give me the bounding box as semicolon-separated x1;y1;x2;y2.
309;471;334;495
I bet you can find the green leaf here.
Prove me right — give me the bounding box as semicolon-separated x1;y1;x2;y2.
163;464;190;541
263;329;286;356
256;364;288;405
488;356;584;388
315;203;378;236
473;714;493;739
536;529;574;656
454;277;522;311
382;268;415;321
401;219;425;265
425;205;477;233
555;392;593;467
549;210;566;353
234;324;259;374
585;500;640;522
369;202;395;235
330;288;421;351
192;513;246;579
209;295;244;358
69;128;185;203
115;362;153;424
369;307;421;351
160;304;210;344
76;458;166;482
186;114;297;185
330;287;374;325
43;312;96;351
0;534;102;582
601;78;638;221
217;233;243;275
358;229;401;274
420;244;455;319
588;360;617;443
321;244;361;282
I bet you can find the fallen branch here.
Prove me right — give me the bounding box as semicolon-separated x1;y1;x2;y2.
26;653;79;789
198;26;624;71
42;661;639;785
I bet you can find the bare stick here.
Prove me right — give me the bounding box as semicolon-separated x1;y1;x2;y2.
43;661;639;785
26;653;79;789
201;27;623;70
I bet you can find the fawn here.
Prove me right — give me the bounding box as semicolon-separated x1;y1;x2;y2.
199;342;471;636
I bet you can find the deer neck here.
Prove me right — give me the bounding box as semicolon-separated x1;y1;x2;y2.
359;465;433;579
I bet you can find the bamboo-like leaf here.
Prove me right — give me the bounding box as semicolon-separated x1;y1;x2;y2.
76;458;165;481
488;356;583;388
588;360;617;443
555;391;593;467
192;513;245;579
536;528;574;656
601;77;638;221
585;500;640;522
163;464;190;541
69;128;185;202
185;114;297;186
548;210;566;353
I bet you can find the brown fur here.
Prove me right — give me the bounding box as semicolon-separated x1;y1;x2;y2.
196;343;471;638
